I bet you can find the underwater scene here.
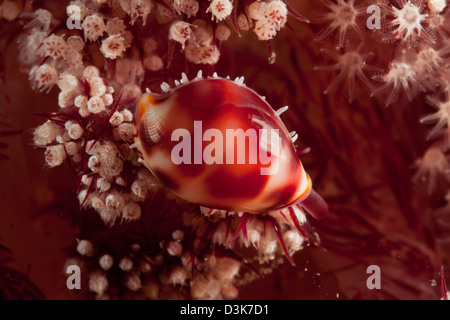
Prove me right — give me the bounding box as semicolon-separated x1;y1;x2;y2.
0;0;449;300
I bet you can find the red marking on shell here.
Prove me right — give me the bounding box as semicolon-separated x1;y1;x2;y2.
205;167;269;201
134;76;319;214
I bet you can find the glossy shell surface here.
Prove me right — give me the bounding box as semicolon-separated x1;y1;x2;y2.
134;77;311;213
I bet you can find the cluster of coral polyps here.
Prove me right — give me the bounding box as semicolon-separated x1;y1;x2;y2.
12;0;314;299
313;0;449;104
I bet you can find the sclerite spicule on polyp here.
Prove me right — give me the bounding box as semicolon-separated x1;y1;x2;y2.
0;0;449;300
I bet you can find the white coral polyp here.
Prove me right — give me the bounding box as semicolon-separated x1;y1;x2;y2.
192;21;213;46
113;123;134;142
215;24;231;41
173;0;199;17
199;45;220;64
85;141;99;155
169;21;191;48
265;0;287;30
101;35;126;59
144;55;164;71
102;93;114;106
428;0;447;13
121;109;133;122
130;0;153;25
91;195;106;211
384;0;434;47
99;254;114;271
110;113;124;128
99;207;120;225
118;257;133;271
169;266;189;285
414;146;450;193
106;18;127;36
155;2;174;24
143;38;158;53
45;145;66;167
18;29;47;65
167;241;183;256
207;0;233;22
23;8;52;31
67;1;87;20
2;0;21;21
66;122;84;140
74;95;88;109
185;43;202;63
97;178;111;192
89;271;108;295
414;47;446;75
254;18;277;40
77;239;94;257
78;106;90;117
283;230;304;256
63;48;84;71
33;120;63;146
124;275;142;291
120;0;153;25
83;66;101;79
66;36;85;52
42;34;67;59
210;257;240;283
247;1;267;20
122;202;142;220
89;76;107;97
82;14;106;42
105;193;124;211
131;179;148;201
57;73;78;92
385;62;417;88
190;275;221;299
237;13;253;31
87;96;106;114
64;142;80;156
30;64;58;93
